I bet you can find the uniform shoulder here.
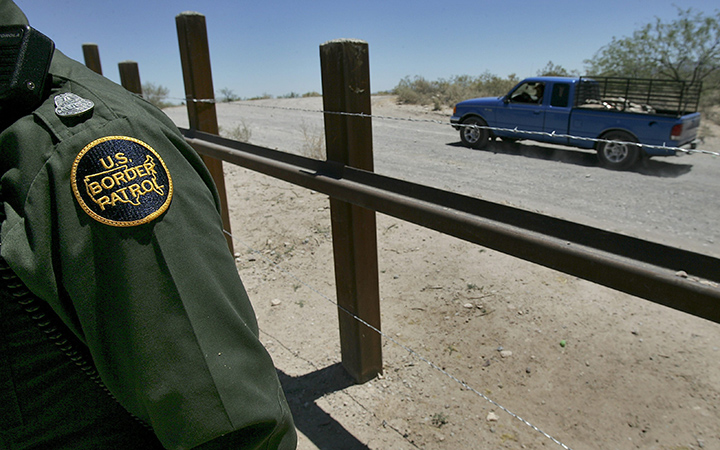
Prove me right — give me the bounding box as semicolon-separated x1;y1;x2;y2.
46;51;180;136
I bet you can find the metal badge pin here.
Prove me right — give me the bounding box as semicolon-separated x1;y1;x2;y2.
54;92;94;117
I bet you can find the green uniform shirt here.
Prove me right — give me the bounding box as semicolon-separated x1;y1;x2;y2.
0;44;296;449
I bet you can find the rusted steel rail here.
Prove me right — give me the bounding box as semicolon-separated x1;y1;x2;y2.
182;129;720;325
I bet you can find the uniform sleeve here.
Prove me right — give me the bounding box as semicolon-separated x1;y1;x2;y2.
0;78;296;449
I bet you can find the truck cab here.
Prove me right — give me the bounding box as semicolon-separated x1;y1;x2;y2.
450;77;580;147
496;77;575;144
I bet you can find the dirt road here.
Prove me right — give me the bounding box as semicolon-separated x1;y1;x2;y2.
166;96;720;258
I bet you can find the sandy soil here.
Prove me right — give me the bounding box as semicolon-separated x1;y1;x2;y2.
183;99;720;450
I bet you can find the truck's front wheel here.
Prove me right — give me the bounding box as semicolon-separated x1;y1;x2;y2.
597;131;640;170
460;117;491;149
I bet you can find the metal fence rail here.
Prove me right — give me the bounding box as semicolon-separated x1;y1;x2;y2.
183;128;720;325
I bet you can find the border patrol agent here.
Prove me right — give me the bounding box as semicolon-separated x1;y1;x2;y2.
0;1;297;448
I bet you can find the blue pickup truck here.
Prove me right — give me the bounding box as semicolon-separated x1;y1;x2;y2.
450;76;702;170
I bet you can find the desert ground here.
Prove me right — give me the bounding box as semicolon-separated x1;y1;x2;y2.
165;98;720;450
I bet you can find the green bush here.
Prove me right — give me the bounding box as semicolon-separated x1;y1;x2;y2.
393;72;520;109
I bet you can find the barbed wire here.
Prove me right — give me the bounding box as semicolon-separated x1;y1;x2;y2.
257;327;423;449
177;96;720;157
224;229;574;450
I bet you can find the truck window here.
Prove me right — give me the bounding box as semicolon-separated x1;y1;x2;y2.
510;82;544;104
551;83;570;107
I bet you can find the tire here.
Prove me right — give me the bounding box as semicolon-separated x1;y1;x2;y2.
597;131;640;170
459;117;490;149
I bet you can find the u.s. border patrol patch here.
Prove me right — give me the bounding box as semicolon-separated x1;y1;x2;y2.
71;136;173;227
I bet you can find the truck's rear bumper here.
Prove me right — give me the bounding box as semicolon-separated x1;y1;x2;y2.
647;138;699;158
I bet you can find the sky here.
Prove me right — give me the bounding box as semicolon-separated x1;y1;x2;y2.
14;0;720;102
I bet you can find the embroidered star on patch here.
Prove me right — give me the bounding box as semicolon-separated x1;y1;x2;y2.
71;136;173;227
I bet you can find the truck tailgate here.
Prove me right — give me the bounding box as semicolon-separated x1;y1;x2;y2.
674;112;701;146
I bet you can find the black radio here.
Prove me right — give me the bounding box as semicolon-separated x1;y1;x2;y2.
0;25;54;116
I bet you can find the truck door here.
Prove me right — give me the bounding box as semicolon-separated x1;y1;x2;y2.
495;81;546;139
544;82;572;144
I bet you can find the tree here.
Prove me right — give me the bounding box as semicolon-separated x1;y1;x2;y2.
142;82;171;108
585;7;720;92
219;87;240;103
537;61;576;77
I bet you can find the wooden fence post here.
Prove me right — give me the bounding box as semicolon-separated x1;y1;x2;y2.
118;61;143;95
82;43;102;75
176;11;234;253
320;39;382;384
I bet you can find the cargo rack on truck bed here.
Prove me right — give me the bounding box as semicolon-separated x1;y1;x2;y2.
575;76;702;116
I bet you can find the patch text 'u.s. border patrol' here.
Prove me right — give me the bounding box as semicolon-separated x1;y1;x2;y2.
71;136;173;227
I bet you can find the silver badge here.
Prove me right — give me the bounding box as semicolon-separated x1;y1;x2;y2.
54;93;94;117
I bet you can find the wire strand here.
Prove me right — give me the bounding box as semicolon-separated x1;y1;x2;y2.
225;229;574;450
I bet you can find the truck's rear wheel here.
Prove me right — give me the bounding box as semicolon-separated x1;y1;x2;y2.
597;131;640;170
460;117;490;149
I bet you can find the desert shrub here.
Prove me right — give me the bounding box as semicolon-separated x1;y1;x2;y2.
278;91;321;99
219;88;240;103
219;121;252;143
394;76;436;105
248;93;273;101
142;82;171;108
393;72;520;108
700;106;720;129
299;120;325;160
